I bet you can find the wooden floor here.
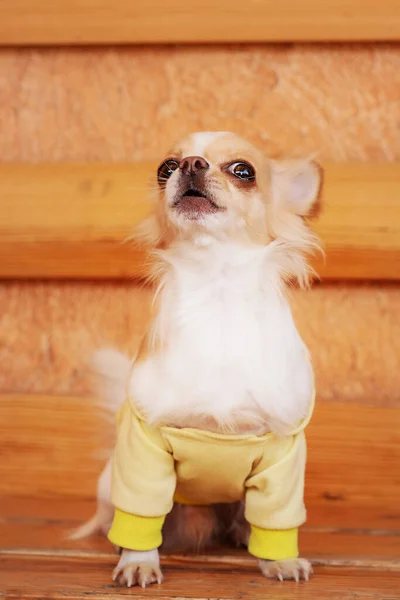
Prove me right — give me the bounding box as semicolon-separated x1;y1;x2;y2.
1;396;399;599
3;555;400;600
1;501;399;600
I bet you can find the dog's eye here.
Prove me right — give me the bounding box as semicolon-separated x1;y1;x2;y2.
228;162;256;181
157;159;179;184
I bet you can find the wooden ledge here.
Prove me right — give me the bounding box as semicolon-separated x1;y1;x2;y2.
0;163;399;280
1;395;399;508
2;554;399;600
1;394;399;598
1;0;400;45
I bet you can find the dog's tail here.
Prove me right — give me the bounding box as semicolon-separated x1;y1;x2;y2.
90;347;133;411
70;349;132;540
68;505;111;540
69;457;114;540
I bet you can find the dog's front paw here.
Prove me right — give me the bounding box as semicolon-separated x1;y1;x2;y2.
258;558;312;582
113;561;163;588
112;548;163;588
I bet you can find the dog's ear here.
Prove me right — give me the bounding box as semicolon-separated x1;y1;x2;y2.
270;160;323;217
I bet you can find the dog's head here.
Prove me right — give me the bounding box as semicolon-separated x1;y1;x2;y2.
139;132;322;286
154;132;322;244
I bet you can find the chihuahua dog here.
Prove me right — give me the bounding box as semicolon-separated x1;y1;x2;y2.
74;132;322;587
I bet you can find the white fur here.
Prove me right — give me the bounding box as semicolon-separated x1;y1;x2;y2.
116;549;160;569
69;458;114;539
130;238;313;435
70;351;130;540
113;548;162;587
186;131;227;156
90;347;133;411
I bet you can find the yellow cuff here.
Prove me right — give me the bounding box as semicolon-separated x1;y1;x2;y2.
248;526;299;560
108;508;165;551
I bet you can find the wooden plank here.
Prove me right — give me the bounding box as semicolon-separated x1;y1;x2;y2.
0;395;399;513
0;1;400;45
2;495;400;564
1;554;399;600
1;395;399;597
314;164;400;280
1;499;399;566
0;163;399;281
0;164;152;280
3;496;397;537
0;395;110;498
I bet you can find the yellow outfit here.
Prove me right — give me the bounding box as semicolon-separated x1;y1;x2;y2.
108;396;314;560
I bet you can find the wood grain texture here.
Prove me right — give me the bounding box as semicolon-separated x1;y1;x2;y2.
1;395;399;510
1;163;399;280
1;555;399;600
2;500;399;565
1;395;399;598
0;163;153;279
0;40;396;382
314;163;400;280
2;493;400;562
1;0;400;45
1;46;400;164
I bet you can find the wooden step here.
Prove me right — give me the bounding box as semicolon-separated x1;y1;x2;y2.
1;395;399;510
1;0;400;45
2;554;399;600
1;395;399;598
1;496;399;568
1;396;399;599
1;163;399;280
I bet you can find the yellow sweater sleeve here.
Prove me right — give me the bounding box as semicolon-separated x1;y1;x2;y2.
108;401;176;550
109;510;166;551
245;431;307;560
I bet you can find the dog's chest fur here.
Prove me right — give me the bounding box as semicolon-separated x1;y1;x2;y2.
129;241;313;435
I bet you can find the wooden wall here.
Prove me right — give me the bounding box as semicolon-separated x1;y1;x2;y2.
0;42;399;406
1;45;400;163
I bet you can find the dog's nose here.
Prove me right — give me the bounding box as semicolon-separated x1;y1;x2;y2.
179;156;209;175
